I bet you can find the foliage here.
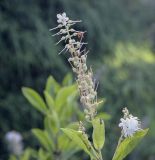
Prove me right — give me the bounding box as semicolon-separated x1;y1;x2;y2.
112;129;148;160
50;13;148;160
21;74;84;160
0;0;155;159
99;43;155;160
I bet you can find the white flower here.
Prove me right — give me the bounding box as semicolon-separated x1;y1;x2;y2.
5;131;23;155
119;109;141;137
57;12;69;26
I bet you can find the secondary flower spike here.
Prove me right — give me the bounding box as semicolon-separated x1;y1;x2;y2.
119;108;141;137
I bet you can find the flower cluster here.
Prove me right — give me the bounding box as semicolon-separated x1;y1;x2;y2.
50;13;102;120
5;131;23;155
119;108;141;137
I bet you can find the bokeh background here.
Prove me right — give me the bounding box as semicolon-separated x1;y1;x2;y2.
0;0;155;159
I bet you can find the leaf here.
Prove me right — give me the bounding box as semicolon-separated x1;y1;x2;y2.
96;112;111;120
45;76;60;96
20;148;36;160
22;87;47;114
61;128;94;158
61;149;80;160
38;148;52;160
92;118;105;150
66;122;79;130
9;155;17;160
44;114;60;135
112;129;149;160
55;85;77;110
44;91;55;111
32;129;53;151
62;73;73;86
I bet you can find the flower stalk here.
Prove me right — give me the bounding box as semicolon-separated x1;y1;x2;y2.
50;12;102;121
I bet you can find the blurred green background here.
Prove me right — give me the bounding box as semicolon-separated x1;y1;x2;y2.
0;0;155;159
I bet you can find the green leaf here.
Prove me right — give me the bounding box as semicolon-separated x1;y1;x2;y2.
9;155;17;160
112;129;149;160
44;91;55;111
66;122;79;130
58;133;79;151
32;129;53;151
62;73;73;86
96;112;111;120
92;118;105;150
61;128;94;158
22;87;47;114
45;76;60;96
61;149;80;160
38;148;52;160
55;85;77;110
20;148;36;160
44;114;60;135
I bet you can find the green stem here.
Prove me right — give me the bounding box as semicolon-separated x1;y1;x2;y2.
112;134;123;159
99;150;103;160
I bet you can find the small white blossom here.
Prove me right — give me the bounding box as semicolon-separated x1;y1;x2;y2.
119;108;141;137
57;12;69;26
5;131;23;155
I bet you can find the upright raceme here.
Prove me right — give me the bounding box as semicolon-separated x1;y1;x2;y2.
50;12;102;120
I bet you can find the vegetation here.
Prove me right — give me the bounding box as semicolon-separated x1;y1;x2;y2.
0;0;155;159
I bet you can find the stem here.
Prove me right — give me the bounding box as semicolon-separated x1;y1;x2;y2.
112;134;123;159
90;146;100;160
99;150;103;160
65;25;101;160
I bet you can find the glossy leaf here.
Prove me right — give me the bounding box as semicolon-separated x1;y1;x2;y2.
61;128;94;158
22;87;47;114
112;129;149;160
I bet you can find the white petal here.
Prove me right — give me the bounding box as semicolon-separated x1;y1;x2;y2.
57;19;62;23
62;12;66;17
57;14;62;19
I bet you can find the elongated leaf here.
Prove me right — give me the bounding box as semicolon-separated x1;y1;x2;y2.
61;128;94;158
92;118;105;150
62;73;73;86
112;129;149;160
44;91;55;111
22;87;47;114
32;129;53;151
45;76;60;96
44;114;60;135
55;85;76;110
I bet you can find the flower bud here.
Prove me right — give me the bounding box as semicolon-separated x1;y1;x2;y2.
72;67;77;73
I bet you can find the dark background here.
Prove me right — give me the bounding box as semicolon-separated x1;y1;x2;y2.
0;0;155;159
